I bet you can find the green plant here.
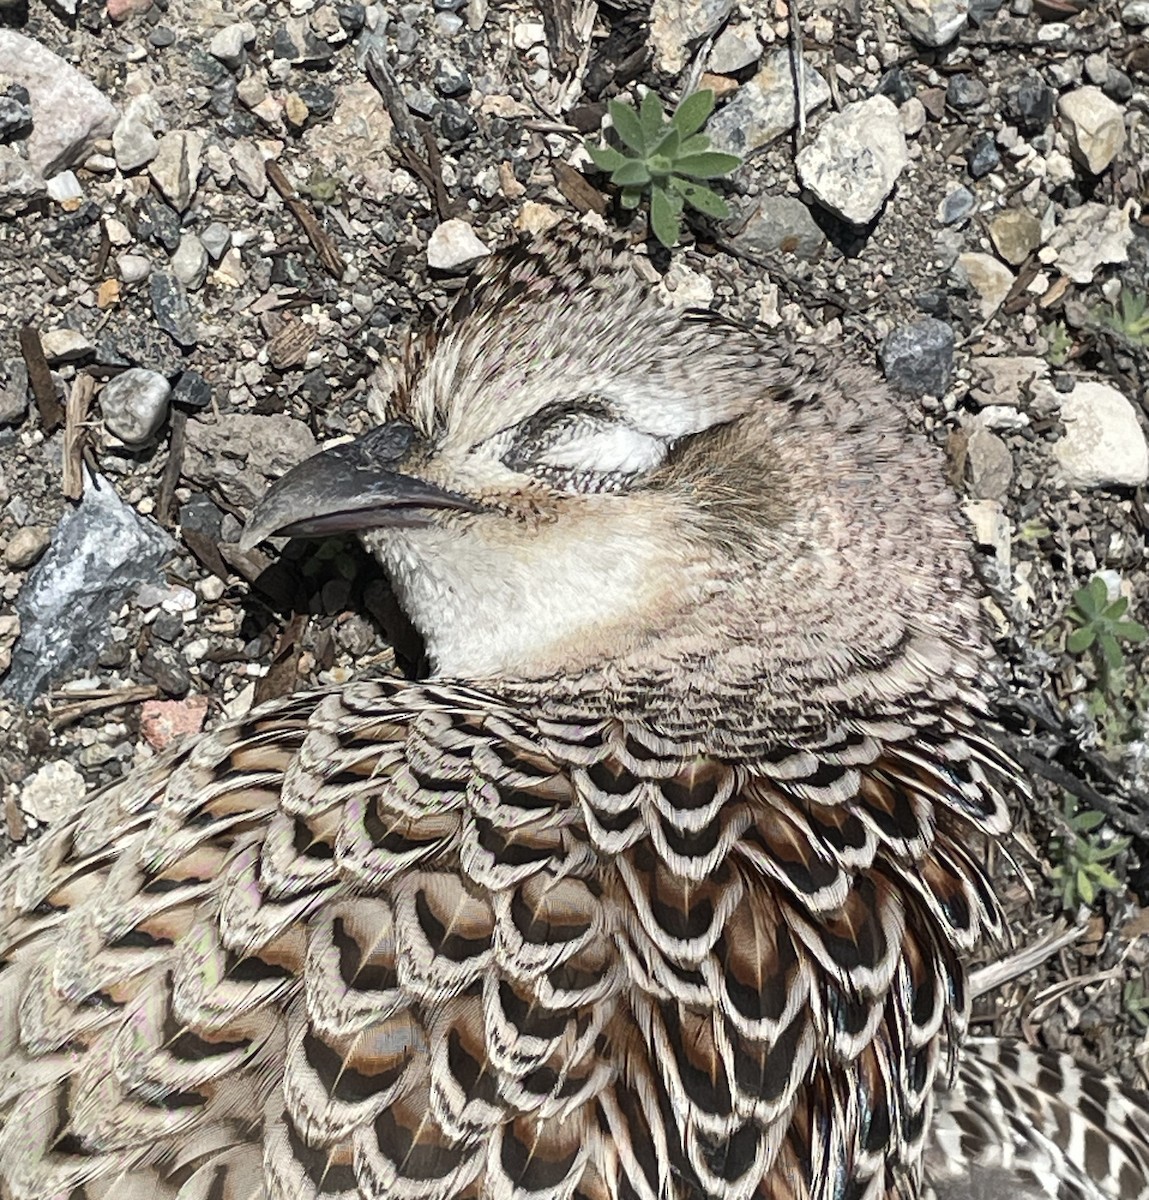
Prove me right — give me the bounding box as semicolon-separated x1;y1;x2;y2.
1041;319;1072;366
1124;978;1149;1030
1066;575;1147;696
1095;290;1149;347
584;89;741;249
1049;798;1129;911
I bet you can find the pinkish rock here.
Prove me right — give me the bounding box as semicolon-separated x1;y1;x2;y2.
107;0;154;21
140;696;209;750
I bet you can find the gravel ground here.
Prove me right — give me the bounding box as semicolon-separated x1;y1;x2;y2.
1;0;1148;1081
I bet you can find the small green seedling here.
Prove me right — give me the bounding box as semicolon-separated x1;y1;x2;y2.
1066;575;1147;695
1096;290;1149;348
1041;319;1072;366
584;89;741;249
1049;799;1129;911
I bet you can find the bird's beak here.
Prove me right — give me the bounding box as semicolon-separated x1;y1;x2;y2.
239;420;482;551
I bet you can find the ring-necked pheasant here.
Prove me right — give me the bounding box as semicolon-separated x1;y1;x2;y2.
1;229;1145;1200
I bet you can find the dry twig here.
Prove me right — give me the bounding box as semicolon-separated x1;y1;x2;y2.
62;373;94;501
18;325;63;433
265;160;346;279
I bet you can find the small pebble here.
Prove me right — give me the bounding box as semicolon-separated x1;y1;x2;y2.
99;367;172;446
966;132;1000;179
880;318;955;396
5;526;50;569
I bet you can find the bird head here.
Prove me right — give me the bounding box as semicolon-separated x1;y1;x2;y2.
243;229;983;722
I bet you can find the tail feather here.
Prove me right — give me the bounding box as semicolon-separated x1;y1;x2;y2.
926;1038;1149;1200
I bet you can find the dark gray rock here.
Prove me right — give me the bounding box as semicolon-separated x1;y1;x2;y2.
946;74;989;109
733;196;825;259
880;318;955;396
966;132;1000;178
1005;75;1053;134
2;477;176;704
150;272;198;348
940;184;976;225
0;82;33;143
172;369;213;411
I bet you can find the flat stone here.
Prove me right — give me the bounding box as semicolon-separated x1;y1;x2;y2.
969;355;1049;406
893;0;969;45
99;367;171;446
148;130;203;212
150;272;198;348
231;140;268;198
302;82;395;202
427;218;490;270
5;525;50;569
989;208;1042;265
0;32;117;179
2;476;176;704
880;318;955;396
1048;202;1132;284
0;358;27;425
732;195;825;259
200;221;232;260
965;423;1013;500
706;50;830;156
184;412;318;509
40;328;93;363
1054;381;1149;488
939;184;975;225
708;25;761;73
19;759;86;825
139;695;209;750
796;95;908;226
649;0;736;75
955;251;1015;319
1058;86;1126;174
209;22;255;70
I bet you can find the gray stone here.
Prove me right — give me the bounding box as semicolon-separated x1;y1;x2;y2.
706;51;830;157
0;32;117;179
231;140;268;198
732;196;825;259
148;130;203;212
1122;0;1149;24
0;358;28;425
172;233;209;290
1054;381;1149;488
209;22;255;70
955;251;1014;319
117;253;151;283
893;0;969;45
2;477;176;704
989;208;1042;265
1058;87;1126;174
939;185;976;225
0;82;33;142
708;26;761;74
965;424;1013;500
40;328;93;363
427;218;491;270
796;96;908;226
99;368;172;446
0;146;44;212
649;0;736;75
5;525;50;569
184;412;318;509
969;355;1049;406
880;318;955;396
150;272;198;348
200;221;232;261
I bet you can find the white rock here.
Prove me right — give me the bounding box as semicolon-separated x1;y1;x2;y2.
112;94;163;173
511;21;544;49
40;328;92;363
172;233;209;290
796;95;908;226
20;758;87;825
100;368;172;446
231;140;268;198
427;219;490;270
1054;381;1149;488
706;50;830;156
1122;0;1149;24
649;0;736;75
117;253;151;283
209;22;254;69
893;0;968;46
898;97;927;136
514;201;564;236
708;26;761;74
45;170;82;203
105;217;132;245
655;262;714;309
956;252;1015;319
1058;86;1126;174
0;31;118;179
1048;202;1133;284
148;130;203;212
